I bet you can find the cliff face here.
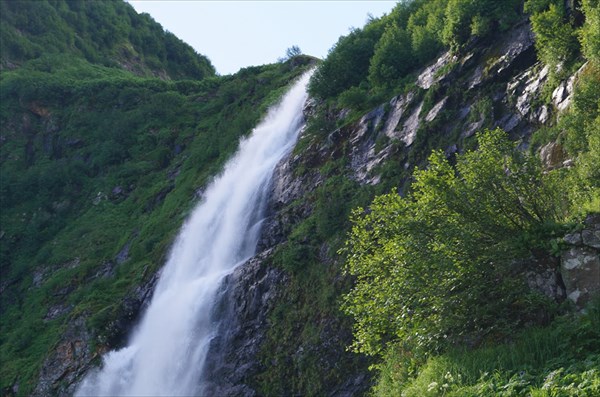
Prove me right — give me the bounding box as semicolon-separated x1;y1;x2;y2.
182;20;595;395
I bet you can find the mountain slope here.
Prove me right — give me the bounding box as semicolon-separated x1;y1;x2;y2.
1;0;599;396
0;0;215;80
0;2;314;394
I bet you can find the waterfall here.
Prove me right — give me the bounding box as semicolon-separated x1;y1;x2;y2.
76;71;312;397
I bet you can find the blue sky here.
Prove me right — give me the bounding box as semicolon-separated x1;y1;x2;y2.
128;1;397;75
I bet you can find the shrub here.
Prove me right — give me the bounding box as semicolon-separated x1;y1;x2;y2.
341;129;566;358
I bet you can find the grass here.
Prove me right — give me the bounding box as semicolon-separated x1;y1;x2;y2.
0;53;313;395
373;299;600;397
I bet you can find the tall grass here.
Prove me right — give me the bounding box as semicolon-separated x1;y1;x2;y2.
374;298;600;396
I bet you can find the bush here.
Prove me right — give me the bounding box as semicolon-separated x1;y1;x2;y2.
373;299;600;396
579;0;600;64
527;0;580;72
341;129;566;358
368;24;416;88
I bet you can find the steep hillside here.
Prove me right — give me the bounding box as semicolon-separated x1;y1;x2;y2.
248;0;599;395
0;0;215;80
0;2;314;394
1;0;599;396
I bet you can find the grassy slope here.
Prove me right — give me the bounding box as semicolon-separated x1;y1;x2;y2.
0;23;313;396
0;0;215;80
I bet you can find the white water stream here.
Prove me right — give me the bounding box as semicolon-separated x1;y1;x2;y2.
76;71;311;396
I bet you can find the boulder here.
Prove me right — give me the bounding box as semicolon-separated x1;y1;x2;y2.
33;317;93;397
560;247;600;307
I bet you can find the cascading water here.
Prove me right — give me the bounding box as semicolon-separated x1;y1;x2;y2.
76;71;312;396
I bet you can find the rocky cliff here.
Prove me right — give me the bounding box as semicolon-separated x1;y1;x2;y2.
175;20;598;395
10;14;598;397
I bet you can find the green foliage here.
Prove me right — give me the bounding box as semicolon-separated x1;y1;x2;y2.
0;45;312;393
532;62;600;215
0;0;215;80
341;129;565;358
579;0;600;64
338;86;369;109
309;0;523;103
526;0;580;74
308;18;387;99
369;24;416;88
374;299;600;396
442;0;521;50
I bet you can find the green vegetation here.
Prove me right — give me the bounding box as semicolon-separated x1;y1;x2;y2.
342;129;567;358
526;0;580;76
0;3;314;391
0;0;214;80
2;0;599;395
334;1;600;395
375;300;600;396
256;1;599;395
309;0;522;106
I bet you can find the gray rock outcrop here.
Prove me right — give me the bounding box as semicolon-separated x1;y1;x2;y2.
199;250;287;397
560;214;600;308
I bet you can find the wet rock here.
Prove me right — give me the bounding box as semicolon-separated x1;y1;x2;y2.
103;278;158;348
259;151;321;249
199;249;287;397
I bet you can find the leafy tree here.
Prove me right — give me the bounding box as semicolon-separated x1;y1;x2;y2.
527;0;579;70
443;0;521;50
368;24;416;88
580;0;600;63
341;129;564;358
286;45;302;58
309;18;386;99
406;0;445;64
